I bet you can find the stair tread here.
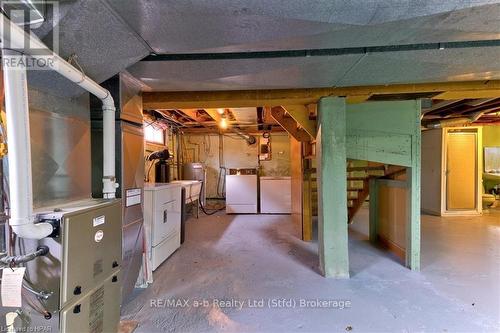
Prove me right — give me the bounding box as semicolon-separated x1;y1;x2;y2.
347;166;386;171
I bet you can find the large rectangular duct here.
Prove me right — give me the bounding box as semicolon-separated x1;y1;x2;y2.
1;0;46;27
90;72;145;304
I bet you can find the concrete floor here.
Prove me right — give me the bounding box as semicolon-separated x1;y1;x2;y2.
122;207;500;332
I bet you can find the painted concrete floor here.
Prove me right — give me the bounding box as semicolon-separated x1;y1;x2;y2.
122;207;500;333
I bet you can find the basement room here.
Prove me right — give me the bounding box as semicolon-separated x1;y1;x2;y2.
0;1;499;333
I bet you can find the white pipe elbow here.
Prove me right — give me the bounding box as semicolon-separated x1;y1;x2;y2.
10;220;53;240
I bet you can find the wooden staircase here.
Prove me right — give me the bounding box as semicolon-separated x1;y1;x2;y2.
346;163;386;223
309;161;405;223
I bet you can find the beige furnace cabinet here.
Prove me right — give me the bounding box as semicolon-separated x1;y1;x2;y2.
421;127;482;216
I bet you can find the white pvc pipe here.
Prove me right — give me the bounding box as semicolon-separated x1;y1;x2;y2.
0;15;118;239
2;51;53;239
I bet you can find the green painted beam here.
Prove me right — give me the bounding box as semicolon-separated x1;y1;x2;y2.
317;97;349;278
346;131;412;166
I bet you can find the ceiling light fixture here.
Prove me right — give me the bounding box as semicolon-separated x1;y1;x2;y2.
219;117;228;130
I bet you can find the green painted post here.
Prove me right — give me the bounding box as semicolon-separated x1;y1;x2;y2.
317;97;349;278
369;178;379;244
406;100;421;270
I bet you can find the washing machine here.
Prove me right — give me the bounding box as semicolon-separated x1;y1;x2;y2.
225;168;258;214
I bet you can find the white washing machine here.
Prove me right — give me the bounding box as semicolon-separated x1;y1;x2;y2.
226;169;258;214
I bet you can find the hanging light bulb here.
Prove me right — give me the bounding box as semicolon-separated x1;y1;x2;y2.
217;108;225;115
219;117;228;129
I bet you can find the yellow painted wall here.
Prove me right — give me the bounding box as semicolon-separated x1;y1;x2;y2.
482;125;500;192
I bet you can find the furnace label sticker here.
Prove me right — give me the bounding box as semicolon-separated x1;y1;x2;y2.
126;188;142;207
93;215;105;227
1;267;26;308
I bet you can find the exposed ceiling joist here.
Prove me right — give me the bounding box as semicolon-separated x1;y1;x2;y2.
204;108;223;122
177;109;203;122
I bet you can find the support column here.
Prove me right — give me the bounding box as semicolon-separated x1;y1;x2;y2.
368;178;379;243
302;158;313;241
406;101;421;271
317;97;349;278
406;166;421;270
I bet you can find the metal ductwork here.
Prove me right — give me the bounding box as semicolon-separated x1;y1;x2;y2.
0;13;118;239
232;128;257;145
1;0;46;27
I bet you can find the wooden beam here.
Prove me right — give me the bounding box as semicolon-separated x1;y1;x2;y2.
270;106;311;142
282;105;317;138
433;90;500;100
181;126;286;134
346;94;372;104
177;109;203;122
143;80;500;109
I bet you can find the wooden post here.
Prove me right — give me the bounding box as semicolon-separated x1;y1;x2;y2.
369;177;379;243
317;97;349;278
302;158;313;241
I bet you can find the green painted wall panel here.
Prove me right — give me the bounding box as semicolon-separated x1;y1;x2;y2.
346;100;421;271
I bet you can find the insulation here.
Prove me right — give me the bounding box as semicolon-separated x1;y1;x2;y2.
29;0;150;97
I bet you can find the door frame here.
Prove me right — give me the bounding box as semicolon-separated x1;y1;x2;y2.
440;126;482;216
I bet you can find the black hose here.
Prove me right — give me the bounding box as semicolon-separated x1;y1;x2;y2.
198;180;225;216
0;246;49;267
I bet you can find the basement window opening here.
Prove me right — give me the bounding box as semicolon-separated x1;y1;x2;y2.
144;122;166;145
